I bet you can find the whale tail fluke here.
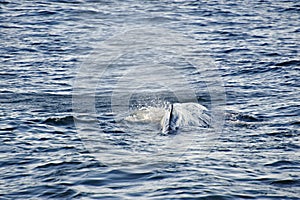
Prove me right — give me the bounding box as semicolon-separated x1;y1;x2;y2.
160;103;210;134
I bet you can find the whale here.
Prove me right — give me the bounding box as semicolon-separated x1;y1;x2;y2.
160;102;210;134
124;102;210;134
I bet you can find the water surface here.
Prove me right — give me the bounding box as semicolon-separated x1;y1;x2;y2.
1;0;299;199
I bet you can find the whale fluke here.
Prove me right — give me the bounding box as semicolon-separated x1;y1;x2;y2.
124;102;210;134
160;103;210;134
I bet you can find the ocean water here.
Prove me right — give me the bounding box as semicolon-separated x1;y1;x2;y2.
1;0;300;199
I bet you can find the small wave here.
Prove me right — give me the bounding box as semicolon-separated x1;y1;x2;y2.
42;116;74;126
0;125;15;132
275;60;300;67
38;188;80;199
265;160;299;167
227;112;263;123
35;161;82;170
271;179;300;187
37;10;57;16
279;7;300;13
79;169;152;185
291;121;300;126
0;1;9;5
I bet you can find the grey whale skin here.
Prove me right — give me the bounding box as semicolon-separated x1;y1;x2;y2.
160;103;210;134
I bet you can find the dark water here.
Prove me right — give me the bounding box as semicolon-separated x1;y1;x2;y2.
1;0;300;199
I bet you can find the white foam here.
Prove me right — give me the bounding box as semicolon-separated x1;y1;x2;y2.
125;106;166;123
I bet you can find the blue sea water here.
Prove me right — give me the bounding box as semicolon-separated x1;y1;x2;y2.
1;0;300;199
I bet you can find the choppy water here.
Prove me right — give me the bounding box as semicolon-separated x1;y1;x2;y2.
1;0;300;199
